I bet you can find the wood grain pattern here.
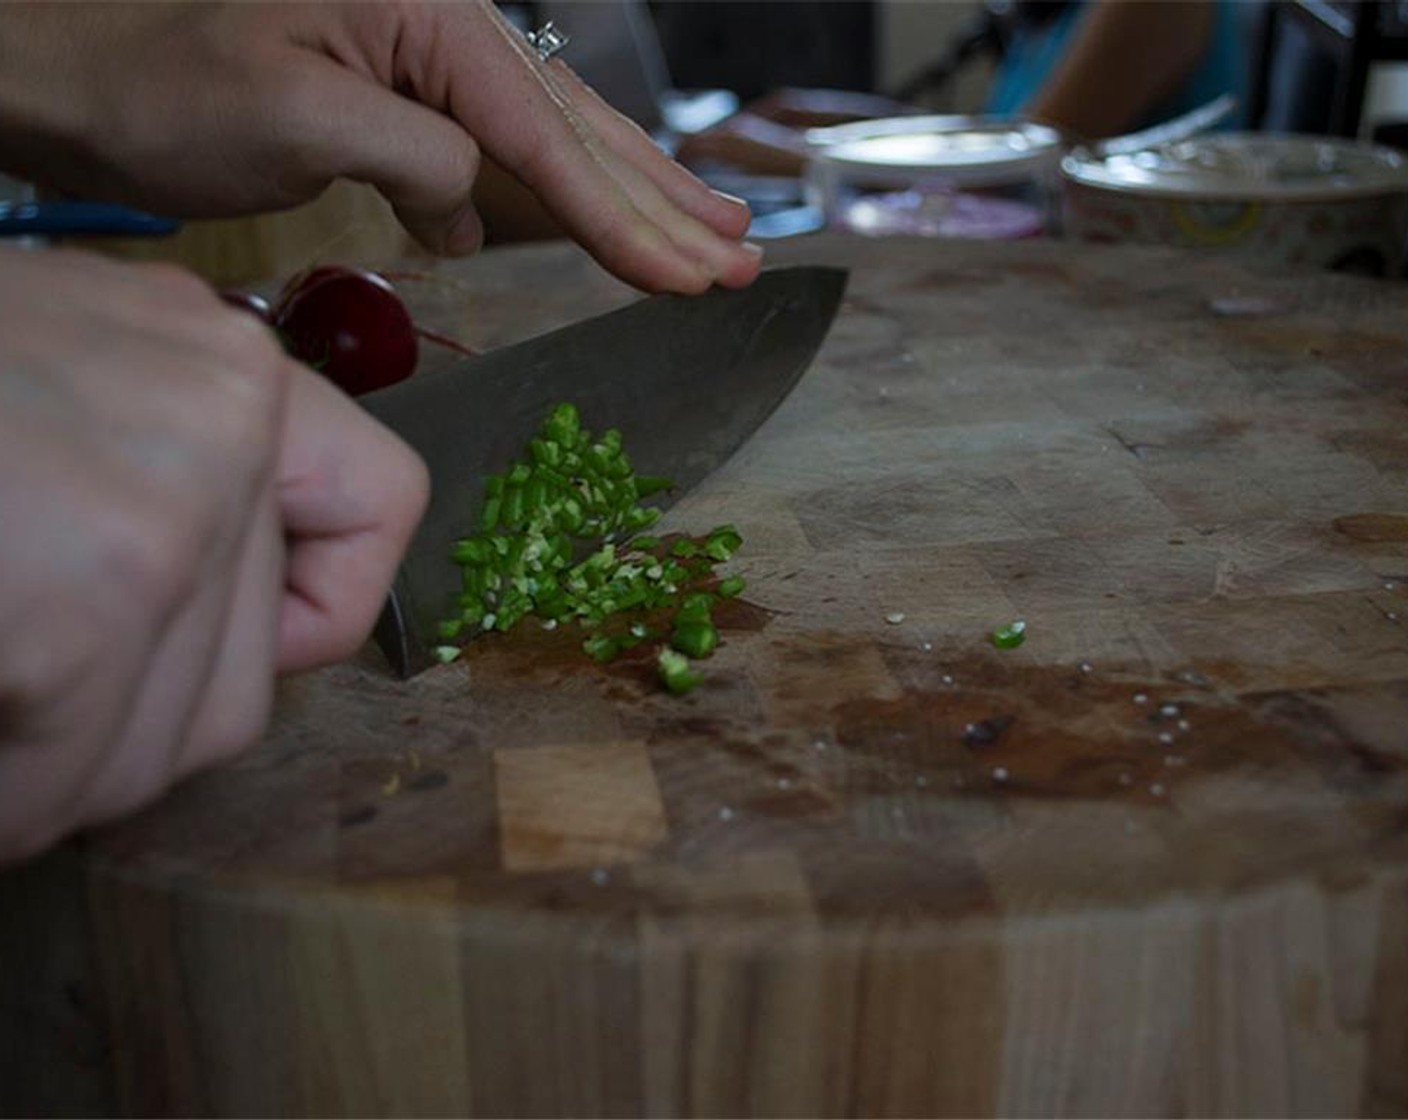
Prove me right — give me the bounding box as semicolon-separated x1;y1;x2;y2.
496;741;668;872
3;234;1408;1117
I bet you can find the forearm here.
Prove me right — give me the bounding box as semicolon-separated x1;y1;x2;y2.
1025;0;1214;139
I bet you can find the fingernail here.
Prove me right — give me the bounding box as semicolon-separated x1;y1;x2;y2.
445;204;484;256
711;189;749;208
740;240;764;259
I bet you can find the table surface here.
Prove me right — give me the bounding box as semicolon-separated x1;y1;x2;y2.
4;232;1407;1119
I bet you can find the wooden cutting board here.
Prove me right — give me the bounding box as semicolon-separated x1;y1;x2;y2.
3;233;1407;1118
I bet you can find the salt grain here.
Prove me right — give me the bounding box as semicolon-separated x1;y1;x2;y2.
992;767;1010;782
885;611;907;625
1133;693;1149;705
1150;783;1167;797
590;868;610;886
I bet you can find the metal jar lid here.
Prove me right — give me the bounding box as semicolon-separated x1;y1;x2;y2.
806;115;1066;188
1060;132;1408;201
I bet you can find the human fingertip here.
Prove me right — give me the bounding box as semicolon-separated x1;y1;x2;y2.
709;190;754;237
665;267;714;296
714;240;765;289
646;247;714;295
443;204;486;257
403;201;483;258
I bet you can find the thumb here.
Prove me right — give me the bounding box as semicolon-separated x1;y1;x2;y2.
275;366;429;674
284;54;486;255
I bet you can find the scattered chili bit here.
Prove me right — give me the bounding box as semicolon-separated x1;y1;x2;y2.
991;620;1027;649
657;649;703;695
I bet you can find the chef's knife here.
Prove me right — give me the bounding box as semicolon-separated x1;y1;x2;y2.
361;264;848;678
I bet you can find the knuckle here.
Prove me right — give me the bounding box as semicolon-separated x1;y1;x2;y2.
393;442;431;527
82;755;170;833
197;686;275;768
134;260;214;307
509;130;561;189
205;309;288;387
322;617;375;667
94;496;205;615
257;67;337;169
0;625;100;728
196;345;290;469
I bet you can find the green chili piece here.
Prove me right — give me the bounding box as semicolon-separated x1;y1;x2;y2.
657;649;702;695
546;403;580;445
705;527;743;561
991;620;1027;649
679;591;715;617
453;538;490;565
480;497;501;530
671;620;718;659
583;633;619;663
501;485;524;527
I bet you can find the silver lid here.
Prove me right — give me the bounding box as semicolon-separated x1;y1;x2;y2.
806;115;1065;187
1061;132;1408;200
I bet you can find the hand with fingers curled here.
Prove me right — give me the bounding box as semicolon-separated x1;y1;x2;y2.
0;0;752;865
0;247;429;864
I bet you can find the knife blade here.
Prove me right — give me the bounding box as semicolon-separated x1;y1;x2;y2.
361;264;848;678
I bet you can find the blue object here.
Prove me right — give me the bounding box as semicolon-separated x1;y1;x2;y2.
0;200;180;238
985;0;1249;133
